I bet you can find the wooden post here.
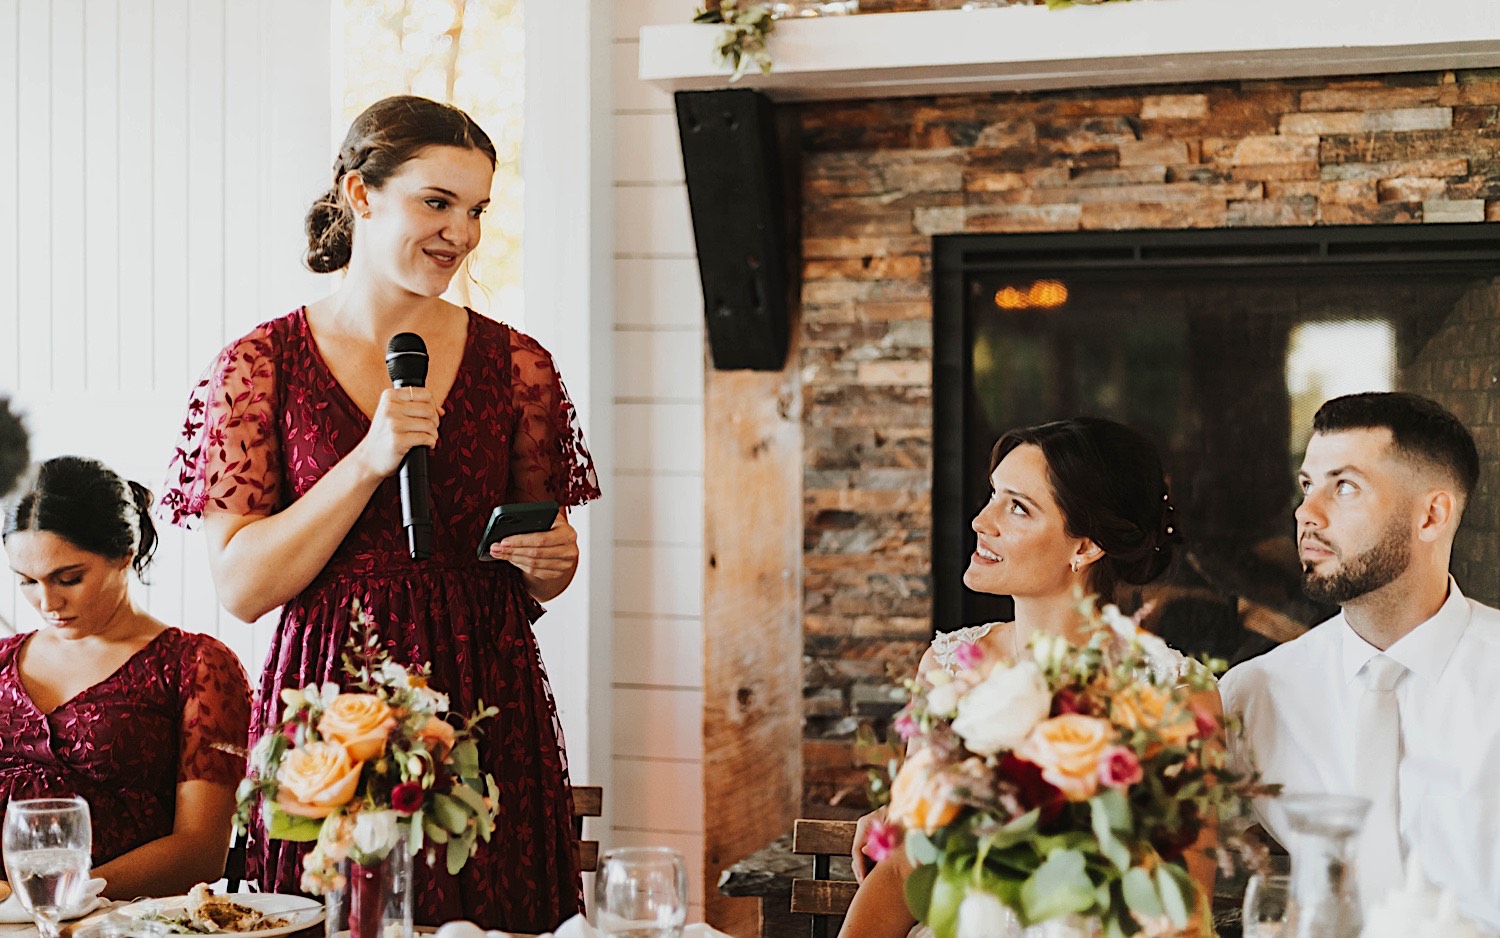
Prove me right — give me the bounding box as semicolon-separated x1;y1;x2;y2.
704;359;804;935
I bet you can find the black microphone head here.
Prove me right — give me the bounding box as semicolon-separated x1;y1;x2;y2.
386;332;429;388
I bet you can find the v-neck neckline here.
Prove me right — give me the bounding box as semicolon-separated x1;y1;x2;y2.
295;306;476;427
10;628;175;718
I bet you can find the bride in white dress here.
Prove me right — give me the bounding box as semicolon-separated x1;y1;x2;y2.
834;417;1216;938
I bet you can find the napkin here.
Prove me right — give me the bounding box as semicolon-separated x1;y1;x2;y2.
1359;860;1489;938
0;879;109;924
436;916;732;938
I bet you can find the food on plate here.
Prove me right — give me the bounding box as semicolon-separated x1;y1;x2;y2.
0;880;10;902
137;885;293;934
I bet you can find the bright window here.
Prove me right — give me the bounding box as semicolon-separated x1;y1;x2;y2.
338;0;525;324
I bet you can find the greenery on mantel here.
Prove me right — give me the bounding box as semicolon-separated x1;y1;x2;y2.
694;2;777;80
694;0;1134;81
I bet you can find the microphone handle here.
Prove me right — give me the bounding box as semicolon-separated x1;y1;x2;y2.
400;446;432;560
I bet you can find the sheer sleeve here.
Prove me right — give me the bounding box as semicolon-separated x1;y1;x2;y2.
161;324;284;527
506;330;602;508
176;634;252;786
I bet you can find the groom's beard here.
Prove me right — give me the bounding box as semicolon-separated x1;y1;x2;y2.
1301;515;1411;605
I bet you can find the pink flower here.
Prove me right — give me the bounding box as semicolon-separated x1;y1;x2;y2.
893;713;919;740
953;641;984;672
862;818;901;864
391;781;425;815
1192;703;1219;740
1098;745;1144;790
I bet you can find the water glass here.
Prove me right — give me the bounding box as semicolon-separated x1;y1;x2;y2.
2;797;93;938
1243;873;1291;938
593;847;687;938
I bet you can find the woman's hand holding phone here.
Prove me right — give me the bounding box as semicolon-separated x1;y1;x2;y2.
489;511;579;603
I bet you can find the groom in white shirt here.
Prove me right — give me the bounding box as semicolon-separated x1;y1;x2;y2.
1221;392;1500;929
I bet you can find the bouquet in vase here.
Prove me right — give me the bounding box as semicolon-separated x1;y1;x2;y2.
236;604;500;897
870;598;1275;938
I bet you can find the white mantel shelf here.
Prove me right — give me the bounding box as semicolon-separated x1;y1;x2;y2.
638;0;1500;102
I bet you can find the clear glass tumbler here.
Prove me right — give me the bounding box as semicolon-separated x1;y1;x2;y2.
593;847;688;938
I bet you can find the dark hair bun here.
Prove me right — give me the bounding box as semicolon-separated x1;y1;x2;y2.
992;417;1177;596
305;188;352;274
3;456;157;580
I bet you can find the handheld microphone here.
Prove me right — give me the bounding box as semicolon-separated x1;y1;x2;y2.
385;333;431;560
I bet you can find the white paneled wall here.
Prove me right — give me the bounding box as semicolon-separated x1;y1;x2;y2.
610;0;709;920
0;0;331;664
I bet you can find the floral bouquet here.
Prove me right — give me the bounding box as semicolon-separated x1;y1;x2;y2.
236;605;500;896
868;598;1274;938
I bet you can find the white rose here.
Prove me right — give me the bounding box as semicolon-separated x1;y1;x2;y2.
925;681;961;718
955;889;1018;938
950;661;1052;756
351;810;401;862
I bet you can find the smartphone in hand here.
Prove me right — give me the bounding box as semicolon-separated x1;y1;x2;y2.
477;500;559;561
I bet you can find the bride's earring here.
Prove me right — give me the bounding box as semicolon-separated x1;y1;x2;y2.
1069;559;1082;573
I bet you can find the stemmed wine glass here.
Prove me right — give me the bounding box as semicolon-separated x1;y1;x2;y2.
593;847;688;938
3;797;93;938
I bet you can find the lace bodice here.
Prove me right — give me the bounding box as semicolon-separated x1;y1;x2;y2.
929;623;998;673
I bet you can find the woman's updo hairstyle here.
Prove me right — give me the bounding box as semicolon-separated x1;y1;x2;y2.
990;417;1179;598
305;95;498;274
2;456;158;580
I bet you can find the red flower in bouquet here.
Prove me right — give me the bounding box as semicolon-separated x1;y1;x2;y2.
390;782;424;815
996;753;1064;828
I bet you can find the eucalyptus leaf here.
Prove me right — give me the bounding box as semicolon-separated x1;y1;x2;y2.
1021;850;1095;922
906;829;940;867
407;809;425;855
904;863;939;922
263;804;324;842
1154;863;1190;928
927;859;970;938
446;832;471;875
1092;788;1132;832
1121;867;1163;920
431;793;469;835
1089;798;1131;872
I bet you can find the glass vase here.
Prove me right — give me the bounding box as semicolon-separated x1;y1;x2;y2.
325;828;414;938
1280;794;1368;938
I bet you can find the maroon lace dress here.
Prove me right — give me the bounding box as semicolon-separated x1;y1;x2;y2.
0;628;251;867
163;308;600;932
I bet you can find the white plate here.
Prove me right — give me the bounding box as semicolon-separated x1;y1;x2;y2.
104;893;324;938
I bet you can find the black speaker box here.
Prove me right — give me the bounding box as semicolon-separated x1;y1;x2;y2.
674;89;797;371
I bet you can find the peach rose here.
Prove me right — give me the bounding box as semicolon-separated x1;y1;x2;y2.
1111;685;1196;747
1017;714;1114;802
318;693;396;761
887;748;963;834
418;717;457;757
276;741;363;818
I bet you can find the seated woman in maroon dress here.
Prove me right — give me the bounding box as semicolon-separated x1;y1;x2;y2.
0;457;251;898
163;96;600;932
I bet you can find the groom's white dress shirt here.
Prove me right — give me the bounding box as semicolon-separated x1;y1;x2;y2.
1220;578;1500;931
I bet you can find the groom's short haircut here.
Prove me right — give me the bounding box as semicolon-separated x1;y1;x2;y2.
1312;392;1480;505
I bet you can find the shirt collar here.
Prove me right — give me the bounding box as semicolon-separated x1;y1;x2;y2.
1337;576;1471;686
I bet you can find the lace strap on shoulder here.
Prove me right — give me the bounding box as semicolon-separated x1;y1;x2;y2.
930;622;998;674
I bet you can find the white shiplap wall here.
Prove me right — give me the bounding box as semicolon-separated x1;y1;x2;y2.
609;0;709;920
0;0;332;666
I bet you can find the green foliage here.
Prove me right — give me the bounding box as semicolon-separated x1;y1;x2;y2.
693;2;776;79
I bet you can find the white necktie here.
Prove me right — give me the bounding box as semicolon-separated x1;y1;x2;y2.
1354;653;1407;905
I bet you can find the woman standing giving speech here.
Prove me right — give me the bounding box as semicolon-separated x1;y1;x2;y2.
163;96;600;932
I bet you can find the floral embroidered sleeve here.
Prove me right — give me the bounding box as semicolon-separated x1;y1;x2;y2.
506;330;602;508
177;634;252;786
161;324;283;527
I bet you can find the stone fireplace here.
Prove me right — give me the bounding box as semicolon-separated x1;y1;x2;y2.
794;69;1500;811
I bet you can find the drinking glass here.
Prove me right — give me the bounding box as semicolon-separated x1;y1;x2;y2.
1243;872;1291;938
1280;793;1368;938
593;847;687;938
2;797;93;938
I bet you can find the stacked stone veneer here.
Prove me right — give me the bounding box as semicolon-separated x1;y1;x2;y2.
796;70;1500;809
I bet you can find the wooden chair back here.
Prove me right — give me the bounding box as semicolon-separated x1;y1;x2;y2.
790;818;859;938
571;784;603;873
